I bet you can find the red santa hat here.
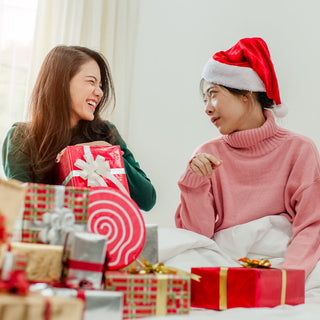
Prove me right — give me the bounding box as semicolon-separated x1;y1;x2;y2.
201;37;287;117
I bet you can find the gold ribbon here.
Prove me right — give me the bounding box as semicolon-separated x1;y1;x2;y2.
281;269;287;304
156;274;168;316
219;267;228;310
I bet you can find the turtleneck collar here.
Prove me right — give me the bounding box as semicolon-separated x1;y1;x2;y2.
222;109;283;149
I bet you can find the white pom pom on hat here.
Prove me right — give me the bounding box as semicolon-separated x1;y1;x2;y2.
201;37;288;117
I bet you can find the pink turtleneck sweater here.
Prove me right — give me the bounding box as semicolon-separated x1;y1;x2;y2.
175;110;320;278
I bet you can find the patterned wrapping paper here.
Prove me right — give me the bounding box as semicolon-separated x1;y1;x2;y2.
104;271;190;319
0;292;84;320
8;242;64;283
191;267;305;310
56;145;130;195
22;183;89;244
65;231;107;289
44;287;123;320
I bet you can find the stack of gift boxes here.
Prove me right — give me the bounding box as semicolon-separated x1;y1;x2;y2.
0;145;306;319
0;145;191;319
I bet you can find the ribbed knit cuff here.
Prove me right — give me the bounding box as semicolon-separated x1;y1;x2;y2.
178;166;210;188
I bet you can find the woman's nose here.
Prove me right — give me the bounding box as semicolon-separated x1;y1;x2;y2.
205;102;214;116
94;86;103;98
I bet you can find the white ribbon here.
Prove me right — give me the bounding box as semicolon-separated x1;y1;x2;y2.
62;146;129;195
34;207;75;245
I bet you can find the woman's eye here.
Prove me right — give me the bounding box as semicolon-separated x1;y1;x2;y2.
209;90;216;97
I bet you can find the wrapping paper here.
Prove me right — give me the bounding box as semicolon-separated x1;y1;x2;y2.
34;285;123;320
9;242;63;283
56;145;129;195
0;178;25;240
22;183;88;244
141;224;159;265
191;267;305;309
0;292;83;320
65;231;107;289
105;271;190;318
88;187;146;270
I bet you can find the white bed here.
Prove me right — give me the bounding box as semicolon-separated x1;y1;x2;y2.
144;216;320;319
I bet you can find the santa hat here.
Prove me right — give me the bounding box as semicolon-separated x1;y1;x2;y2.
201;37;287;117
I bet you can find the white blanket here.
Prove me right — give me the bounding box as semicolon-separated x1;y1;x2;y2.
145;216;320;319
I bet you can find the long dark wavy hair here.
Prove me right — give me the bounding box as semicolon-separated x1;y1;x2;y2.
16;45;116;181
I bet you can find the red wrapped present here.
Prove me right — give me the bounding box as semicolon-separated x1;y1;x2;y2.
105;271;190;319
191;267;305;310
88;187;146;270
22;183;89;245
56;145;129;195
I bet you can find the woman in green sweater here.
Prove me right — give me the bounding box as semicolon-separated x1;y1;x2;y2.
2;45;156;211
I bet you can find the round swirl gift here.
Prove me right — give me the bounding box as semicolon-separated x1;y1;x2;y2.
88;187;146;269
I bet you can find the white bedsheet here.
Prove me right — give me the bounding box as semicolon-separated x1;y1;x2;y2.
144;216;320;319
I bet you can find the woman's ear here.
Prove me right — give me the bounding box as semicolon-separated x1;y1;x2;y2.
242;91;253;103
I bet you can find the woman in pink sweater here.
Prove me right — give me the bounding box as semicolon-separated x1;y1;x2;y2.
175;37;320;278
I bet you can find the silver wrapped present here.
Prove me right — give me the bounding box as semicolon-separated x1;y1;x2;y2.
66;231;107;289
31;284;123;320
141;224;159;265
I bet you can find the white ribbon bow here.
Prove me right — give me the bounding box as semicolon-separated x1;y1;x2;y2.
34;207;75;245
72;149;129;195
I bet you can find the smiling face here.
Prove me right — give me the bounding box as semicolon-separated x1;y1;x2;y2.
69;59;103;127
202;80;265;135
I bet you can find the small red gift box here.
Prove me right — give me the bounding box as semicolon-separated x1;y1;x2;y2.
105;271;190;318
56;145;129;195
191;267;305;310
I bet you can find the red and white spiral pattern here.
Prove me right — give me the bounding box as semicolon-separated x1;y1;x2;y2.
88;187;146;269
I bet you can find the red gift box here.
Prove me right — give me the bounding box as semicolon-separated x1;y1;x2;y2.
105;271;190;318
56;145;129;195
191;267;305;310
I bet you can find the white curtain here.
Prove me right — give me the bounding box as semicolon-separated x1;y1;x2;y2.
27;0;140;139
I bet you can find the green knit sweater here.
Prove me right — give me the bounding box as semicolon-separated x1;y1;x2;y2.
2;122;156;211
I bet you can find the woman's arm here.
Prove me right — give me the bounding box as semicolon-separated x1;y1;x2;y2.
109;123;156;211
2;124;34;182
175;165;217;238
281;180;320;279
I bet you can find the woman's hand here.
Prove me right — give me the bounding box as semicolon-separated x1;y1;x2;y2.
189;153;223;176
55;141;112;163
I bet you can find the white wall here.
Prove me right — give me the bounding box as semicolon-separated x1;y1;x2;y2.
124;0;320;227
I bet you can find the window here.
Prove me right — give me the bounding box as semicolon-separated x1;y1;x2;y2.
0;0;38;178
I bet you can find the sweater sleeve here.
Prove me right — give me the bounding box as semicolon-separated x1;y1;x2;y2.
281;140;320;279
2;124;34;182
175;165;216;238
109;123;156;212
281;179;320;279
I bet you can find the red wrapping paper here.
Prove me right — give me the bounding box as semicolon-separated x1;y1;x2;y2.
56;145;129;194
191;267;305;309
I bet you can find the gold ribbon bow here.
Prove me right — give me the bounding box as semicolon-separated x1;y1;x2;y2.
127;257;201;282
238;257;271;268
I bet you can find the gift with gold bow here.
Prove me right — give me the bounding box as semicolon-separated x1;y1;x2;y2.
56;145;129;195
105;257;197;319
191;258;305;310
